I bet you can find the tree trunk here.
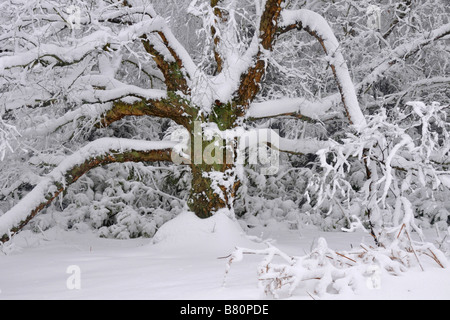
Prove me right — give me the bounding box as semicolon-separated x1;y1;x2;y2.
186;104;241;219
189;162;238;219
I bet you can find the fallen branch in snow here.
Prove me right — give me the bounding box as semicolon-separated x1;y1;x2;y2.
223;235;447;298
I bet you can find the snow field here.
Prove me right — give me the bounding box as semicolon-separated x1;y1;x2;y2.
1;211;449;300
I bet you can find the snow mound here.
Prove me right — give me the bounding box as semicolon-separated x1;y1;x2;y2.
152;211;262;256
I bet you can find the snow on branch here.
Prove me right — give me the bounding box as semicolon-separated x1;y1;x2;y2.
235;127;334;156
248;93;341;121
222;0;285;107
0;138;177;243
0;31;108;73
0;119;20;161
0;16;197;81
305;100;450;249
139;17;198;82
383;77;450;104
223;236;447;298
4;74;195;137
21;104;112;137
11;78;166;110
279;9;367;131
75;76;168;104
0;1;199;96
277;137;334;156
1;72;168;120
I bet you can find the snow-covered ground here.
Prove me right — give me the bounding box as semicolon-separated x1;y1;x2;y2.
1;212;449;300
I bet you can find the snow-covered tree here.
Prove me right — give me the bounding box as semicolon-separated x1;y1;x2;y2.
0;0;449;244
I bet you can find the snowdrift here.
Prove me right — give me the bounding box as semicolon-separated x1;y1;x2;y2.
152;211;263;256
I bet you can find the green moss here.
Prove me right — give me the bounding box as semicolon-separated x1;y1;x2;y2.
210;102;238;131
169;63;185;81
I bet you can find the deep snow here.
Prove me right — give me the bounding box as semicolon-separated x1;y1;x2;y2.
1;211;449;300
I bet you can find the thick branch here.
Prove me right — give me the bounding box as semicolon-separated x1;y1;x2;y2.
18;88;194;137
139;13;198;94
248;94;342;123
99;93;194;128
209;0;225;73
141;35;190;93
22;96;192;137
0;138;176;243
234;0;286;107
278;9;367;130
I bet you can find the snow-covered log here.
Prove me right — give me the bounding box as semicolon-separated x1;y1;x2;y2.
0;138;176;243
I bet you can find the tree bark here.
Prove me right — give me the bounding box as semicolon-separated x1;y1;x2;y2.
185;104;242;218
189;162;238;219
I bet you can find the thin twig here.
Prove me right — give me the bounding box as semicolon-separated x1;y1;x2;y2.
397;223;406;239
424;248;445;269
306;291;317;300
335;251;357;264
404;229;425;272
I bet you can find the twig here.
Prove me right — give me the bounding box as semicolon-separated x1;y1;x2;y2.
335;251;357;264
306;291;317;300
397;223;406;239
37;225;50;241
360;244;369;252
424;248;445;269
404;229;424;272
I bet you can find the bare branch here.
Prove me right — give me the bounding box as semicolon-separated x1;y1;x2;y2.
382;0;413;40
356;22;450;94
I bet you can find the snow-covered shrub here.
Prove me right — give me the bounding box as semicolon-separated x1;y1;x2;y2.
0;119;20;161
240;0;450;234
29;162;188;239
236;101;449;235
302;101;449;247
